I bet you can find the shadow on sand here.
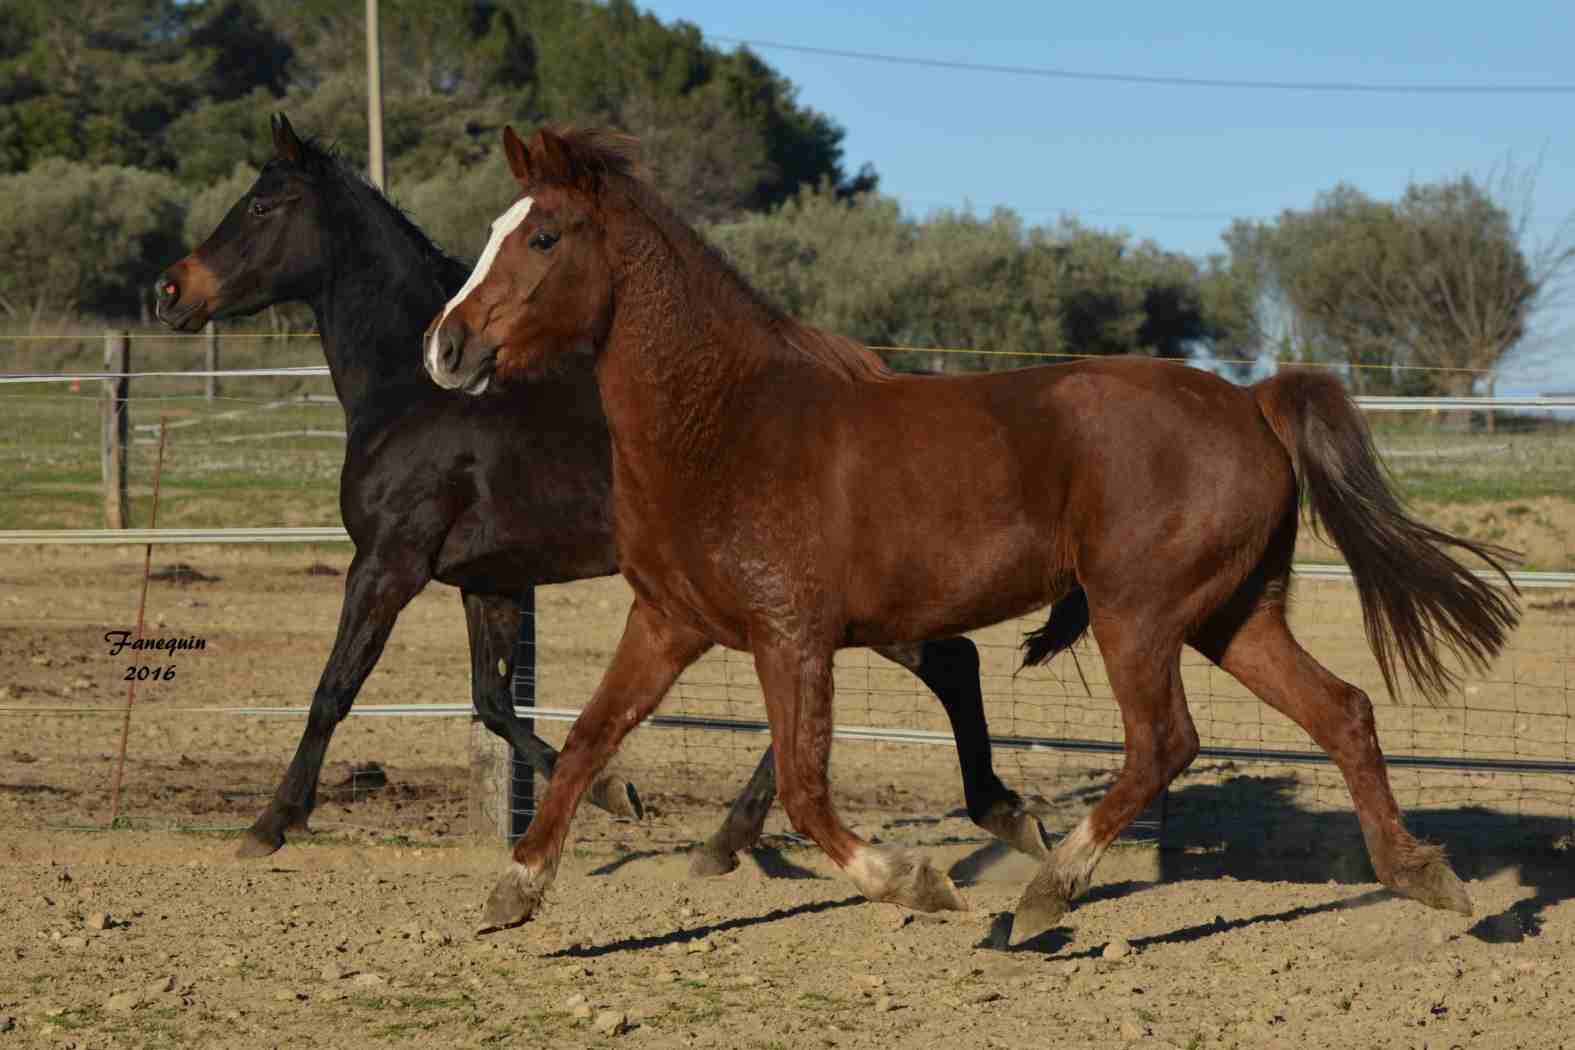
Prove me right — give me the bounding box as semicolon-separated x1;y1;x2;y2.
546;896;865;959
569;769;1570;956
952;771;1573;952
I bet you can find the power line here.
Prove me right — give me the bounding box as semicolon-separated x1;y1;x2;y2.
713;36;1575;96
897;195;1246;222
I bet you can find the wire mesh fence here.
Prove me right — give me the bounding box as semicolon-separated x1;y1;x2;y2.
518;575;1574;857
3;335;1573;867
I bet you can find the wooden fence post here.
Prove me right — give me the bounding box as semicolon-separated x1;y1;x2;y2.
467;718;510;839
204;322;219;401
468;590;537;842
101;330;130;529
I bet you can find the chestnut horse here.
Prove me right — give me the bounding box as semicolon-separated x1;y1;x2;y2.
427;125;1519;944
154;115;1060;871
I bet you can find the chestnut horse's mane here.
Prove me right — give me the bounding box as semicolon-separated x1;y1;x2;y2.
538;125;894;384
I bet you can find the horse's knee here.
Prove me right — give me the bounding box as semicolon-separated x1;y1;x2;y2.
1115;729;1184;805
474;692;515;738
306;691;352;734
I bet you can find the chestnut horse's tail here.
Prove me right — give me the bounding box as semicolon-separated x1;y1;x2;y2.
1252;370;1520;702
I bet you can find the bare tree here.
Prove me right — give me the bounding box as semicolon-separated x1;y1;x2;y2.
1368;158;1575;402
1227;163;1575;398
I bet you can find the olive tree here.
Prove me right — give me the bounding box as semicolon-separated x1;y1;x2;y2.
0;159;184;325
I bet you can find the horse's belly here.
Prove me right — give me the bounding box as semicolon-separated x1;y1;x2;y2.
840;526;1056;645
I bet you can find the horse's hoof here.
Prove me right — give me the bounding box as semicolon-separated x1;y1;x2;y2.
480;868;542;931
587;774;644;820
688;842;740;878
235;827;285;860
900;856;969;913
1009;886;1069;946
851;847;968;913
1393;856;1473;917
979;800;1051;862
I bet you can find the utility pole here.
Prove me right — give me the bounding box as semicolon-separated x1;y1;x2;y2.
366;0;386;191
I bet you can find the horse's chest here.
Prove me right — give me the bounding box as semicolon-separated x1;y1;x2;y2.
613;501;787;650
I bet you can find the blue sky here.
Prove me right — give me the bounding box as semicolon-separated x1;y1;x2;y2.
639;0;1575;392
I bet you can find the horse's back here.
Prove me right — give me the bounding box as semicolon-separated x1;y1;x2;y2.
834;356;1296;630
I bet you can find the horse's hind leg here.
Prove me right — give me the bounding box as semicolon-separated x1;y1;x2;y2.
463;592;642;820
239;550;425;858
689;746;778;877
1202;604;1472;916
1012;621;1197;944
878;639;1051;860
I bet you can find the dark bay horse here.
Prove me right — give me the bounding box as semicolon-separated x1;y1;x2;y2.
426;126;1520;945
155;115;1060;871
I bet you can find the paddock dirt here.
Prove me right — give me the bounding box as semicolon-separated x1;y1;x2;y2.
3;545;1574;1048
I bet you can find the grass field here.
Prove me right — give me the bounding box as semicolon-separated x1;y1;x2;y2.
2;330;343;531
6;332;1573;569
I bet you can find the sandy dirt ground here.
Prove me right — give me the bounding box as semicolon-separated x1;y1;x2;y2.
3;546;1574;1048
2;831;1573;1050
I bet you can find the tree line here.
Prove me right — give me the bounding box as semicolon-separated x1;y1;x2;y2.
2;0;1566;392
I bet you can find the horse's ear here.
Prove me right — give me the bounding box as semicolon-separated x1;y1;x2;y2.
502;125;531;182
271;113;303;166
533;128;578;187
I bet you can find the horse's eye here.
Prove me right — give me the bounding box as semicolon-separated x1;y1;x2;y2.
530;230;559;251
249;199;273;217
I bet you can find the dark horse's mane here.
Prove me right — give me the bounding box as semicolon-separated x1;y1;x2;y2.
277;134;467;280
542;126;893;384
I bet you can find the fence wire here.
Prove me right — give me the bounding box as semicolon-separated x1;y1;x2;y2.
3;340;1573;863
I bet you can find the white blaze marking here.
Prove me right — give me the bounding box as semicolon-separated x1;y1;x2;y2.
426;195;534;379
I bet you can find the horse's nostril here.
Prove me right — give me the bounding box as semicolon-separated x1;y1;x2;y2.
155;278;179;305
440;321;466;372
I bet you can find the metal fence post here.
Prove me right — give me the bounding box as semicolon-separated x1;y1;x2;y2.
509;588;537;842
101;330;130;528
204;322;219;401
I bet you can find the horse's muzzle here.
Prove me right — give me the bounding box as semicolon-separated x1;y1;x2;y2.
426;315;495;395
153;258;215;332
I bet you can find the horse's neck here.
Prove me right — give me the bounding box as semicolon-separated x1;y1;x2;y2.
311;230;455;422
598;272;784;469
597;199;853;472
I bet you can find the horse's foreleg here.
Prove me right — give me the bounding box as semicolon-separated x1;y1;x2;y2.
689;746;778;877
482;600;710;929
463;592;642;820
692;633;1052;879
239;550;426;859
755;642;968;914
877;638;1051;860
1012;621;1196;944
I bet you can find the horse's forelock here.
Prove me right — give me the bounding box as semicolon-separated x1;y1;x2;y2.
530;126;641;191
